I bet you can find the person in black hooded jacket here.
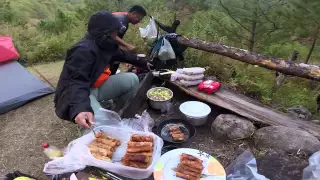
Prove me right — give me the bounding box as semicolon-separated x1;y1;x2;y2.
54;11;150;129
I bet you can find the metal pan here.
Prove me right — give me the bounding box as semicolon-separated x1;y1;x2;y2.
157;119;196;144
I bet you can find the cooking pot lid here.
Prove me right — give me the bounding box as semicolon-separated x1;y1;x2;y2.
179;101;211;118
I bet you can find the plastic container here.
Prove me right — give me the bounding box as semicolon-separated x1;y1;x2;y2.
179;101;211;126
42;143;63;160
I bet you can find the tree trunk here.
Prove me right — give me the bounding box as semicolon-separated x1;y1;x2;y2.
305;28;319;64
248;9;258;52
248;21;257;52
177;36;320;81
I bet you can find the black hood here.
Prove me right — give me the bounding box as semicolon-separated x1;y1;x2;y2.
87;10;122;38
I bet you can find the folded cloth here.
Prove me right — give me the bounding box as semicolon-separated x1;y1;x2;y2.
178;74;204;81
176;67;205;75
180;79;203;87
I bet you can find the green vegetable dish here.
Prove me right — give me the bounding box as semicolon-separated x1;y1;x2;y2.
148;88;172;101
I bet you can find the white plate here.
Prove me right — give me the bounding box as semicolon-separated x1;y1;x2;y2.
180;101;211;118
153;148;226;180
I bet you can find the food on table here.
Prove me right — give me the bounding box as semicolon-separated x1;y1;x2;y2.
91;152;112;162
126;152;153;157
148;88;172;101
175;171;200;180
122;134;154;169
88;132;120;161
181;153;203;164
168;125;184;141
127;142;153;147
178;164;202;174
122;154;151;163
130;134;153;142
121;159;149;169
126;146;153;153
173;153;204;180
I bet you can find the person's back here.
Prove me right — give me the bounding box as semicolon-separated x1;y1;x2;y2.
112;12;129;39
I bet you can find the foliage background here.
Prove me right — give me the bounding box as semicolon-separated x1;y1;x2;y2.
0;0;319;114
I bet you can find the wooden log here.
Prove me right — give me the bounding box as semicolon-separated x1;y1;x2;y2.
119;72;154;118
177;36;320;81
170;81;320;139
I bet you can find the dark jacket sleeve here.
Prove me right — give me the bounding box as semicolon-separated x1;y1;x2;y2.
112;49;147;68
154;19;175;33
54;46;95;122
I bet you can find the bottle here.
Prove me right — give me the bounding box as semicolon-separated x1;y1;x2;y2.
42;143;63;159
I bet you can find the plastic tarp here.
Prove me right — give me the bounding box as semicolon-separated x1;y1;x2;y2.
0;61;55;114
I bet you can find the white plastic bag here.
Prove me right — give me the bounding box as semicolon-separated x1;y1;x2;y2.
139;18;157;39
43;110;163;180
180;67;206;75
226;149;269;180
178;74;204;81
179;79;203;87
158;38;176;60
302;151;320;180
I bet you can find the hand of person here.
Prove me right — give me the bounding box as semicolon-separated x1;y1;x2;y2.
127;45;137;52
74;112;94;129
147;62;153;71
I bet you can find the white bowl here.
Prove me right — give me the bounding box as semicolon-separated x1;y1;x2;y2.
179;101;211;126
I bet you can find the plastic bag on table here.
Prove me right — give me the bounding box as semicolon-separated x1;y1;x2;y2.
178;74;204;81
43;109;163;180
158;38;176;61
121;110;155;132
226;149;269;180
177;67;205;75
179;79;203;87
302;151;320;180
139;18;157;39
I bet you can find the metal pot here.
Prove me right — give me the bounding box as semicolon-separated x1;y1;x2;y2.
147;87;173;110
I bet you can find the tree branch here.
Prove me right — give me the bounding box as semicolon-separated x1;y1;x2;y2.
211;16;251;41
256;0;280;30
219;0;251;32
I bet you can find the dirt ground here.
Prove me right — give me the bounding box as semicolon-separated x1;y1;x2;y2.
0;61;78;179
0;61;311;180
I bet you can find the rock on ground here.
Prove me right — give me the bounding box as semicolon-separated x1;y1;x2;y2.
254;126;320;154
211;114;256;140
287;105;312;120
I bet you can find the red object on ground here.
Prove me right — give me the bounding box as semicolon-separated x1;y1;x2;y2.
41;143;49;148
197;80;221;94
0;36;20;63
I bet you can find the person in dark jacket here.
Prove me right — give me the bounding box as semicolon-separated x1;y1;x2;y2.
54;11;150;129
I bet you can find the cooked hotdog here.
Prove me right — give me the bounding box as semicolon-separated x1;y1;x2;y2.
175;172;200;180
89;146;113;157
122;154;150;163
168;125;180;131
178;164;203;174
125;152;153;157
171;133;184;141
181;160;204;171
181;153;203;164
121;159;149;169
126;146;153;153
92;152;112;162
95;138;117;147
173;168;201;179
130;134;153;142
127;142;153;148
95;132;106;138
90;142;114;151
